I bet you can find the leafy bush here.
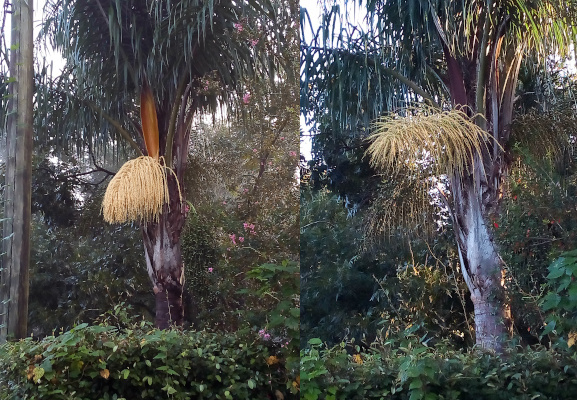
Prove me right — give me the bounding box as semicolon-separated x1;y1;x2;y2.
496;146;577;341
541;250;577;347
0;306;298;400
301;338;577;400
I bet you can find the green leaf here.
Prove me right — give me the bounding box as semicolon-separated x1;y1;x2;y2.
248;379;255;389
409;379;423;389
542;320;557;335
542;293;561;311
547;263;566;279
568;285;577;303
164;384;177;395
409;389;424;400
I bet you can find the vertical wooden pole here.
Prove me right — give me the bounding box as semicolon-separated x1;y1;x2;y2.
1;0;33;341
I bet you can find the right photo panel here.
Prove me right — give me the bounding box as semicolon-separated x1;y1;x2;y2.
300;0;577;397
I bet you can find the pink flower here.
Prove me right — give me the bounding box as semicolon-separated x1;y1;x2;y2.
184;204;190;213
253;148;258;153
234;22;243;32
229;234;237;245
239;236;244;243
258;329;270;340
290;151;297;157
243;223;257;235
243;188;249;193
243;92;251;104
250;38;259;47
208;267;213;273
280;137;285;141
222;201;227;205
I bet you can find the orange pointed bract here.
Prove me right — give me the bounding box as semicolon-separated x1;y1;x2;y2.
141;83;159;159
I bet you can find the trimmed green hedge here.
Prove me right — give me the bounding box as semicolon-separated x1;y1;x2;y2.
301;339;577;400
0;321;298;400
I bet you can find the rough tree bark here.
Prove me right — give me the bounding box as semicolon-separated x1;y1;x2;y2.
451;172;512;352
140;93;190;329
440;29;520;350
141;175;186;329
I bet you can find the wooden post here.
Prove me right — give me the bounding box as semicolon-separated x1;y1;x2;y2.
1;0;33;341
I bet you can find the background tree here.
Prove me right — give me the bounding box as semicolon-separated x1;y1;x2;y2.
301;0;577;351
0;0;33;341
41;0;289;328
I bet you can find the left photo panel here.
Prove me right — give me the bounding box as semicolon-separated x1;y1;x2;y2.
0;0;300;398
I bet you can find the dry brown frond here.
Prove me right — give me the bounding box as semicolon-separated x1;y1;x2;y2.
102;156;181;224
366;105;491;179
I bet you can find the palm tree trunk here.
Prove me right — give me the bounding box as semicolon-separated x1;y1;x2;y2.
452;173;512;351
141;177;186;329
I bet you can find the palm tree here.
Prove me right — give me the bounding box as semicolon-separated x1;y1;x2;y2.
301;1;577;351
42;0;288;329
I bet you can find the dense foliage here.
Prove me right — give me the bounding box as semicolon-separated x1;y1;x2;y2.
301;338;577;400
300;189;473;349
0;306;298;399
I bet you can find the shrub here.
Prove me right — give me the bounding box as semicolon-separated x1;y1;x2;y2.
301;338;577;400
0;309;298;400
541;249;577;348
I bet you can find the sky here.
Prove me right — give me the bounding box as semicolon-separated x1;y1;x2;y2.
2;1;66;74
299;1;368;160
299;1;322;160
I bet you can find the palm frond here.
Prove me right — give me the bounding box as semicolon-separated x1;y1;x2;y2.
40;0;282;157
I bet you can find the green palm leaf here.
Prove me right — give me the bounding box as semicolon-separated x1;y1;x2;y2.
41;0;281;160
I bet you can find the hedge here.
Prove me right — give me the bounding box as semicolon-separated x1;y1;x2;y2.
301;339;577;400
0;321;298;400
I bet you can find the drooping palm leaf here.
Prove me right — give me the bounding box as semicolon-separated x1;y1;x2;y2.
302;0;577;140
41;0;281;162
